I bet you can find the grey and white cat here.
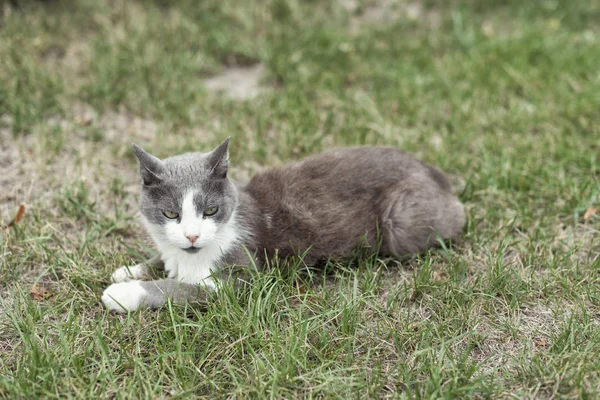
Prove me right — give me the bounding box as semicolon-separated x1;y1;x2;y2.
102;139;465;312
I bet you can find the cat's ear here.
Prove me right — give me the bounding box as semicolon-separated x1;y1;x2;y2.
208;137;230;179
132;144;164;186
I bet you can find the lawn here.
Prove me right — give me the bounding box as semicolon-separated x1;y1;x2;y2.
1;0;600;398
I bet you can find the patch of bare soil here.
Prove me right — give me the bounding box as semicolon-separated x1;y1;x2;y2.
204;64;267;100
339;0;442;33
0;124;45;223
0;106;162;223
554;223;600;265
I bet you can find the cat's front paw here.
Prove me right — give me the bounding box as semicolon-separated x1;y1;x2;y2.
102;281;148;313
111;264;149;283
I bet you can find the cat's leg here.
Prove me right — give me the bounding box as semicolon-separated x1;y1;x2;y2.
380;185;465;256
110;254;164;283
101;279;212;313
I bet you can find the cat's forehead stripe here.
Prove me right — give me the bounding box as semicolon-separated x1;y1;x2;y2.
181;191;198;216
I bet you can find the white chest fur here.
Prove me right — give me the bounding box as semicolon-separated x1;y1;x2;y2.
161;243;225;288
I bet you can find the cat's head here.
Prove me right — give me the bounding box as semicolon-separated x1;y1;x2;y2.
132;138;238;254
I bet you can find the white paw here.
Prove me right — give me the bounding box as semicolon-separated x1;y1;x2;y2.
201;277;218;290
102;281;147;313
111;264;147;283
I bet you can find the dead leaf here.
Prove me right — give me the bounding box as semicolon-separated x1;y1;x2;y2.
14;204;25;222
30;284;51;301
432;270;448;282
481;21;495;37
76;114;93;126
583;207;598;221
2;204;26;230
408;322;420;331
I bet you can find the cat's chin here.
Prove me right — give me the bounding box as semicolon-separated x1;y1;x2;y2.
182;247;202;254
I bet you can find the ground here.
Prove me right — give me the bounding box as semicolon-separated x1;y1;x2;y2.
1;0;599;398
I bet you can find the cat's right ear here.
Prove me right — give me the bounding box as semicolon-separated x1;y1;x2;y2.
132;144;164;186
208;137;230;179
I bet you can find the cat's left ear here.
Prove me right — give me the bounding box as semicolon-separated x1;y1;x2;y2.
208;137;230;178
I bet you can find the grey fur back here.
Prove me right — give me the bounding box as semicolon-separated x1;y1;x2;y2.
234;146;465;267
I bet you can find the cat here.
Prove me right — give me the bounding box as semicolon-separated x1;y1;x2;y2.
102;139;465;312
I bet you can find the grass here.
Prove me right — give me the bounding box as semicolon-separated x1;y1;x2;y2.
1;0;599;397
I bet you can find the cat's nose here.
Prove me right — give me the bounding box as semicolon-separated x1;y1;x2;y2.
186;235;199;244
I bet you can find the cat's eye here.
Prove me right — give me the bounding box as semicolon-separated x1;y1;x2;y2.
162;210;179;219
204;207;219;216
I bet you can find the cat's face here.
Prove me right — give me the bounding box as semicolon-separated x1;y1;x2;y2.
133;139;238;253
